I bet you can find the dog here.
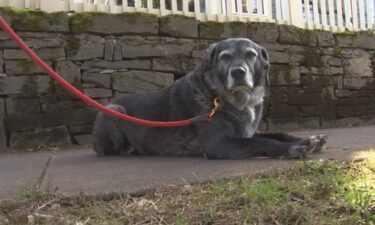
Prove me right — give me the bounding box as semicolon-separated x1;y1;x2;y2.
92;38;327;159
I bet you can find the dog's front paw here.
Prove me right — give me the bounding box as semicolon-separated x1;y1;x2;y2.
287;145;308;159
311;134;328;153
300;135;319;154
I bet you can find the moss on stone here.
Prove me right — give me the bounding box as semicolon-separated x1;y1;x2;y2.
270;64;292;74
231;21;247;25
302;48;321;67
66;37;81;57
152;36;163;47
295;28;314;45
286;48;294;58
335;31;357;37
200;21;224;38
160;14;193;20
0;7;62;30
333;45;342;56
119;12;157;24
69;12;97;33
20;76;38;96
226;22;247;37
16;59;34;73
203;20;221;26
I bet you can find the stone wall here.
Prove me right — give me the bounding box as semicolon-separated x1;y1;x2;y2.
0;8;374;149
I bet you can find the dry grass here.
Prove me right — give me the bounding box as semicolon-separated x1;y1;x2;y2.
1;152;374;225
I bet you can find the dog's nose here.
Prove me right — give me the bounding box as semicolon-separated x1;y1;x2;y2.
231;67;247;78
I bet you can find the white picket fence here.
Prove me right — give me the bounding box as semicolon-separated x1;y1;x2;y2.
0;0;374;32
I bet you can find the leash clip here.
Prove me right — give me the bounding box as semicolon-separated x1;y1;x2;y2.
208;97;222;118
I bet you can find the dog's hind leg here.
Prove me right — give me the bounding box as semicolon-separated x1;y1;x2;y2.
92;104;132;156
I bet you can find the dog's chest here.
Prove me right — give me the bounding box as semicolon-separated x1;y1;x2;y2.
226;107;258;138
234;120;257;138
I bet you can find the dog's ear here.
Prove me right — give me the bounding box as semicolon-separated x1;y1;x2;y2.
260;48;270;86
200;43;218;72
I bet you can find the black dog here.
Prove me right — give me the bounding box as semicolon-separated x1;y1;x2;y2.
92;38;327;159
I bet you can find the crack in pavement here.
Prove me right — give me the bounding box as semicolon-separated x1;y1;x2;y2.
34;156;52;191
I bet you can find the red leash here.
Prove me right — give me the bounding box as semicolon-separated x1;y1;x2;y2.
0;16;215;127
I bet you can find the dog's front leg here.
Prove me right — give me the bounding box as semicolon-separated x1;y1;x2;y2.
201;136;308;160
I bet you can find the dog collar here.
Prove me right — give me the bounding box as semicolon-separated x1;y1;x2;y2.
189;97;223;124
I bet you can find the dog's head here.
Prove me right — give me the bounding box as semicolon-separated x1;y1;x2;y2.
200;38;270;111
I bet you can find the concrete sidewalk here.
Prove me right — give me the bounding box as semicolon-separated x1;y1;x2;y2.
0;125;374;201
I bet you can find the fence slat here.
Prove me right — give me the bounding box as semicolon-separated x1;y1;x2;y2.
83;3;97;12
206;0;217;20
35;0;40;9
264;0;272;20
275;0;283;21
216;0;222;14
25;0;36;9
97;3;110;12
351;0;359;30
160;0;166;15
236;0;242;14
288;0;304;28
146;0;153;10
245;0;252;15
182;0;189;12
256;0;262;15
320;0;328;29
312;0;319;27
122;0;129;11
304;0;311;27
226;0;234;21
0;0;9;6
327;0;335;27
336;0;343;29
358;0;365;30
9;0;24;8
194;0;200;14
367;0;374;29
134;0;141;9
343;0;351;30
2;0;373;32
171;0;178;13
205;0;211;14
68;0;74;11
40;0;69;12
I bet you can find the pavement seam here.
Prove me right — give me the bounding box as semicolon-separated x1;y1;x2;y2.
34;156;52;191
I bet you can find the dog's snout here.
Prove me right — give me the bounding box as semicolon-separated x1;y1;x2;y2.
231;67;247;78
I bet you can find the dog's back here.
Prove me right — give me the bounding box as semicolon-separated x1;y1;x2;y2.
92;74;208;156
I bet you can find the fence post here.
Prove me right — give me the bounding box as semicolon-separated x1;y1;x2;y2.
226;0;234;21
205;0;216;20
336;0;344;31
358;0;365;30
40;0;69;12
9;0;24;8
312;0;319;28
264;0;273;21
287;0;304;28
0;0;9;6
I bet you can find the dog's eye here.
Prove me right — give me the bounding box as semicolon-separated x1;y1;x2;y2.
219;52;232;61
245;50;258;59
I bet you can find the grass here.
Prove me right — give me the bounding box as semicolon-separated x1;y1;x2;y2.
0;152;374;225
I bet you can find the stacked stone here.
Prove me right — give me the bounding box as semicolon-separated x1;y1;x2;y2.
0;9;374;149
